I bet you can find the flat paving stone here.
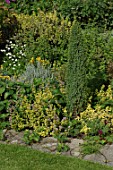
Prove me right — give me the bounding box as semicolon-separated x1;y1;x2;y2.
1;130;113;167
83;144;113;166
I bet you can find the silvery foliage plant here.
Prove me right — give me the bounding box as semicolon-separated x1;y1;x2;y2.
18;61;54;84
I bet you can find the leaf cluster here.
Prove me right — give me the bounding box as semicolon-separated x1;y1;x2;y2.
4;0;113;30
13;10;71;66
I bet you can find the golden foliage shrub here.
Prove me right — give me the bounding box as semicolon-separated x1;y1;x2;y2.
11;85;68;137
78;85;113;135
13;10;71;65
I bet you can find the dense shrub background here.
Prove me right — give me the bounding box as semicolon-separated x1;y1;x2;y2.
12;10;71;67
83;27;113;92
4;0;113;29
59;0;113;29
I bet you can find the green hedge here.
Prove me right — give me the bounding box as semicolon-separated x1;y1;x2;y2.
83;26;113;92
4;0;113;29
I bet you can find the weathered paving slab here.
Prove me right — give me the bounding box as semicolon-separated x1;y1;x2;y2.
1;129;113;167
83;144;113;167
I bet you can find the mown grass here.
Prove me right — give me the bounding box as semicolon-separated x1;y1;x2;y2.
0;143;113;170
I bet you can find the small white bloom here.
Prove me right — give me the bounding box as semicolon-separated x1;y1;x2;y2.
9;63;12;66
5;45;8;48
13;64;16;66
12;67;15;70
9;56;12;59
15;59;18;62
12;58;14;61
18;63;20;66
8;52;11;56
22;53;26;56
9;41;12;44
7;48;10;51
11;44;15;48
0;49;6;52
20;50;23;54
15;44;18;47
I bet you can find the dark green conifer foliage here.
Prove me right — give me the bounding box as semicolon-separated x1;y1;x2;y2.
66;21;88;116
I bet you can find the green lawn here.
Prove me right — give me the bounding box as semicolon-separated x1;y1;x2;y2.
0;143;113;170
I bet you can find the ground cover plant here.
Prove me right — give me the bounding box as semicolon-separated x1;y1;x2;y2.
0;143;113;170
1;0;113;160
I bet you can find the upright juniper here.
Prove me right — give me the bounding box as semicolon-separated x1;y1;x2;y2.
66;21;89;117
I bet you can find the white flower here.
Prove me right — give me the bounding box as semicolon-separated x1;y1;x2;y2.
0;49;6;52
12;67;15;70
7;48;10;51
9;41;12;44
7;52;11;56
9;56;12;59
22;53;26;56
18;63;20;66
13;64;16;67
11;44;15;48
6;40;9;43
5;45;8;48
15;59;18;62
12;58;14;61
15;44;18;47
9;63;12;66
20;50;23;54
